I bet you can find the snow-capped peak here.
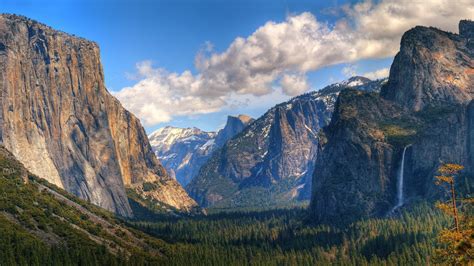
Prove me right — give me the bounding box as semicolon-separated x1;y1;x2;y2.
337;76;371;88
148;126;215;152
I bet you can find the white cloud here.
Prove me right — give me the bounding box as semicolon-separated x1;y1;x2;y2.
114;62;224;125
280;73;309;96
362;68;390;80
342;65;357;77
342;65;390;80
115;0;474;126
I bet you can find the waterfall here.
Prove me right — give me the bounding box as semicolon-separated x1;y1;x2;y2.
390;145;410;213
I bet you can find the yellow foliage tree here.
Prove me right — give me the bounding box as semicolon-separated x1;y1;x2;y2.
434;163;473;265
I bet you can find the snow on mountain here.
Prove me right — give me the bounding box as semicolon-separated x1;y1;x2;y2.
187;76;387;208
148;115;253;186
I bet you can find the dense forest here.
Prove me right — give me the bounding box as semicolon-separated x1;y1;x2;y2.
2;201;471;265
131;203;451;265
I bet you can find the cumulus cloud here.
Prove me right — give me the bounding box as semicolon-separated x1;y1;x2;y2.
115;61;224;125
115;0;474;126
362;68;390;80
280;73;309;96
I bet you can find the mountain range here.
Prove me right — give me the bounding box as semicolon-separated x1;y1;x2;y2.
148;114;253;186
0;11;472;265
1;12;471;226
186;76;387;208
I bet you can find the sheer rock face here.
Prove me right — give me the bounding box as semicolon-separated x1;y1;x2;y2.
0;14;197;217
311;90;409;222
215;115;254;147
381;22;474;111
188;77;385;208
311;21;474;223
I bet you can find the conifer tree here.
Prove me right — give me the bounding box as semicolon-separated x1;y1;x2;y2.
434;163;473;264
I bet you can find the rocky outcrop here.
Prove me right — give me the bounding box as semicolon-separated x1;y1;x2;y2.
148;115;253;186
0;14;197;216
188;77;385;208
215;115;254;146
311;21;474;223
460;20;474;50
381;21;474;111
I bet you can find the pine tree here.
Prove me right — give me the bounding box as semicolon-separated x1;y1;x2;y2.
434;163;473;264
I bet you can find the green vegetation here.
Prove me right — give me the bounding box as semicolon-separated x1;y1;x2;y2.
210;177;309;209
1;165;461;265
0;147;165;265
434;164;473;264
0;214;123;265
143;182;159;192
378;114;421;147
379;104;461;147
416;104;460;124
131;202;451;265
380;123;418;146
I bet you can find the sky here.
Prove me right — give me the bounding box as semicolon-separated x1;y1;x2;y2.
1;0;473;133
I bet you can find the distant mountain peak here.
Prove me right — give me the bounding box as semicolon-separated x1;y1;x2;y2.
148;126;216;153
232;114;254;124
149;114;253;186
337;76;371;87
215;115;255;147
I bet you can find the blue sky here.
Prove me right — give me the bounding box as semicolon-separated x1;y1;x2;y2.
2;0;470;132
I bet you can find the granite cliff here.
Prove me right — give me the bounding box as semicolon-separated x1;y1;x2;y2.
0;14;197;217
311;20;474;223
215;115;254;147
188;77;385;208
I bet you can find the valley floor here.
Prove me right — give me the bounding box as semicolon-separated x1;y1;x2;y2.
129;203;449;265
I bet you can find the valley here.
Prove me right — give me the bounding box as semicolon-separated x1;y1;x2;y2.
0;3;473;265
131;203;450;265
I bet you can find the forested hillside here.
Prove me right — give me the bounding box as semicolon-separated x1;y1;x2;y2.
0;146;165;265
